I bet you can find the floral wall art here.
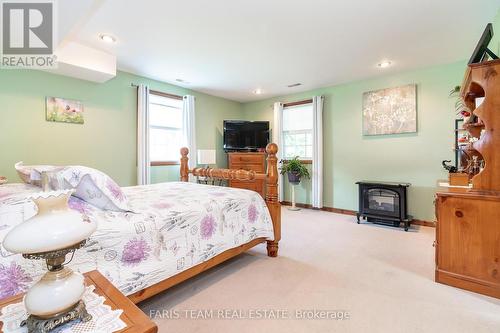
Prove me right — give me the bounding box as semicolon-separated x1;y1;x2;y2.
46;97;84;124
362;84;417;135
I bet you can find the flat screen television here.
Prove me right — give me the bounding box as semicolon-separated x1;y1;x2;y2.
223;120;270;151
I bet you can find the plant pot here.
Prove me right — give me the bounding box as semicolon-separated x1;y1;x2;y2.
287;172;301;185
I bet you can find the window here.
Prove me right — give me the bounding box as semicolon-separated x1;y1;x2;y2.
149;92;184;164
282;103;313;160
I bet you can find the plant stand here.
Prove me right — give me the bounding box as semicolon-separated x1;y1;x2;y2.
288;184;300;211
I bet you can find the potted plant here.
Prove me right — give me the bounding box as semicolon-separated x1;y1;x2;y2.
280;156;311;185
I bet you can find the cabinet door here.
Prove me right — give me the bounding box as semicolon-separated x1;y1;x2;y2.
437;196;500;285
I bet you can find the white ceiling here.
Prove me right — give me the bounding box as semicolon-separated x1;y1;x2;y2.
59;0;499;102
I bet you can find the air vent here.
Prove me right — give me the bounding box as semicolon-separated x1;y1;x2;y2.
287;83;302;88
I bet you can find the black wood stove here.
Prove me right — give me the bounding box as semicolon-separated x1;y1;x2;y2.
356;181;412;231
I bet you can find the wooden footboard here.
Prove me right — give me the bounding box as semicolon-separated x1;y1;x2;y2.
128;144;281;304
180;143;281;257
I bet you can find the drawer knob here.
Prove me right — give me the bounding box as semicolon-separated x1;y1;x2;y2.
455;210;464;218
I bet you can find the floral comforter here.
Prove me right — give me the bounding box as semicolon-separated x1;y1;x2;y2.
0;182;274;300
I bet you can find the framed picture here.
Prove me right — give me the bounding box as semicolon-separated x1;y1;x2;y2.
362;84;417;135
46;97;84;124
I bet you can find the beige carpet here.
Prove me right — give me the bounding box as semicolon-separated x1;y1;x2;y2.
139;208;500;333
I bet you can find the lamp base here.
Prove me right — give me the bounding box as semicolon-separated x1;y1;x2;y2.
21;300;91;333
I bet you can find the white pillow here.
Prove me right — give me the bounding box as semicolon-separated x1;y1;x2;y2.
50;166;130;212
14;162;62;186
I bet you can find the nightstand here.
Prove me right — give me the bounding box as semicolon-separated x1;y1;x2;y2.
0;270;157;333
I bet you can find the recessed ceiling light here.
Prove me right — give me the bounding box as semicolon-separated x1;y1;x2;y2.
287;83;302;88
254;88;263;95
99;34;116;43
377;60;392;68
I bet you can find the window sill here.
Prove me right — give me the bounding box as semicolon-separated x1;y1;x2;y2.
151;161;180;166
282;159;312;164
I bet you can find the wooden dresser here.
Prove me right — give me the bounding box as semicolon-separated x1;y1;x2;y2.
435;59;500;299
228;152;266;197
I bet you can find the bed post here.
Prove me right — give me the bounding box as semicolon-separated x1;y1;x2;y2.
265;143;281;257
180;147;189;182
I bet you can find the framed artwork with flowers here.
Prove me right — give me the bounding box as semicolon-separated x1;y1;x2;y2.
46;97;84;124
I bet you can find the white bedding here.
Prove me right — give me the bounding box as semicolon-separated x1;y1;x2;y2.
0;182;274;299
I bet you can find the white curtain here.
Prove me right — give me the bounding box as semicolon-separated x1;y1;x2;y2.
137;84;150;185
312;96;324;208
273;102;284;202
183;95;196;180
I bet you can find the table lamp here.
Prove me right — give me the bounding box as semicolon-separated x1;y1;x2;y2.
196;149;217;185
3;189;97;332
197;149;216;168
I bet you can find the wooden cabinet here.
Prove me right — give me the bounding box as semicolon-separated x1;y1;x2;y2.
435;189;500;299
228;152;265;197
434;59;500;299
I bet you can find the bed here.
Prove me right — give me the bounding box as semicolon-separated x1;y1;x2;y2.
0;143;281;304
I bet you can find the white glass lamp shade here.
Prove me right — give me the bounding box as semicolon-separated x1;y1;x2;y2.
197;149;216;165
3;190;97;254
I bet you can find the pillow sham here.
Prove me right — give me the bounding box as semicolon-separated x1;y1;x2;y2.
47;166;130;212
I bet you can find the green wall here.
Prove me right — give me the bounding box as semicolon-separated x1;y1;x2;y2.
490;10;500;56
0;70;242;186
242;61;467;221
3;18;498;221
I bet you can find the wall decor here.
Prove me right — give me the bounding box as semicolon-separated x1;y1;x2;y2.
362;84;417;135
46;97;84;124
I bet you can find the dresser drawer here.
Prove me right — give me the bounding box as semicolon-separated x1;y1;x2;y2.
229;154;264;166
230;163;265;173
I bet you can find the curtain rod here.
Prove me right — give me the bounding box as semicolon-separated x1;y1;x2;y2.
131;83;183;100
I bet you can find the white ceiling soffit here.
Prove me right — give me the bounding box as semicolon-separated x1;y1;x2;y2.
60;0;499;101
44;0;116;83
46;42;116;83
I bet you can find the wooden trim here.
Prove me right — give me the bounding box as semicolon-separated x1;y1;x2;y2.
128;238;266;304
150;89;183;100
280;201;436;227
436;269;500;299
151;161;179;166
283;99;313;108
411;219;436;227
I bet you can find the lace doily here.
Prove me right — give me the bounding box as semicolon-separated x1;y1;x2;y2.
0;286;127;333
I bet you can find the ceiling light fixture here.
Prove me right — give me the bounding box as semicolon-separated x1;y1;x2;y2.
99;34;116;43
254;88;263;95
377;60;392;68
287;83;302;88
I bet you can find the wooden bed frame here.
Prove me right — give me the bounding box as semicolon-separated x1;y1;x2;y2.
128;143;281;304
